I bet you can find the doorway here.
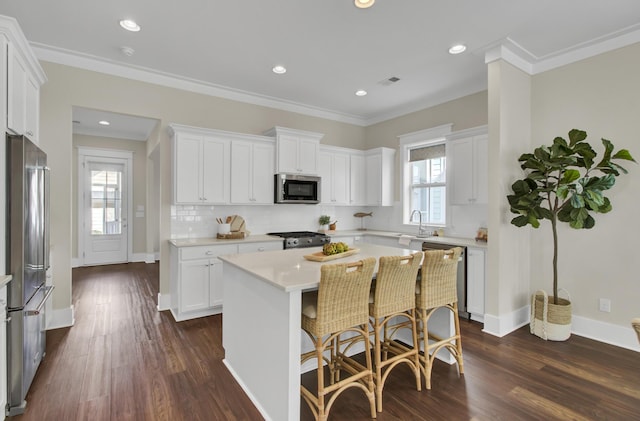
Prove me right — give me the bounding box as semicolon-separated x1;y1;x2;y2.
77;148;133;265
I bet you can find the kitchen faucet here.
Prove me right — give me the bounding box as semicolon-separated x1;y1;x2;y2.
410;210;430;237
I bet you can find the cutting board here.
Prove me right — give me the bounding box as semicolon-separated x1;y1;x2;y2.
303;248;360;262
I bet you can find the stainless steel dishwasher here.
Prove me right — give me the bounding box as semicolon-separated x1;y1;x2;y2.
421;241;468;319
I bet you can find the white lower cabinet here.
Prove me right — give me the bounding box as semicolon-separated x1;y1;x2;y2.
466;247;486;320
180;259;219;312
170;241;282;321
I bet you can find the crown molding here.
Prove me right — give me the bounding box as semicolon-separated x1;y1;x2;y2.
0;15;47;84
31;43;369;127
485;24;640;76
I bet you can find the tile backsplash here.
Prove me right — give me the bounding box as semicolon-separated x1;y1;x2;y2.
171;202;487;240
170;204;369;239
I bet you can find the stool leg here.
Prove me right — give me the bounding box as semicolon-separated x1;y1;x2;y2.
315;340;327;421
373;318;383;412
418;308;433;390
410;309;422;392
452;302;464;374
362;323;377;419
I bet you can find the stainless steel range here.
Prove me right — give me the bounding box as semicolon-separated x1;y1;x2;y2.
268;231;331;249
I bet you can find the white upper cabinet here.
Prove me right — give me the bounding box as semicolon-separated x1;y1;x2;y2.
365;147;395;206
231;137;275;204
264;126;323;175
447;126;488;205
319;147;350;205
2;19;46;144
170;125;231;205
349;152;366;206
6;42;27;136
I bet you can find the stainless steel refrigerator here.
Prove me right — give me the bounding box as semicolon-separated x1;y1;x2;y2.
5;134;54;416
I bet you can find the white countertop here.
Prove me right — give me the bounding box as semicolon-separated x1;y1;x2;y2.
169;234;282;247
169;231;487;249
219;243;417;293
0;274;12;288
328;229;487;249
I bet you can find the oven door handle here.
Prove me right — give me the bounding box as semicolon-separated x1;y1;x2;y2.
25;285;55;316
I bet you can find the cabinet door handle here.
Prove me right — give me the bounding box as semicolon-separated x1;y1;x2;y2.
205;251;214;255
258;247;265;252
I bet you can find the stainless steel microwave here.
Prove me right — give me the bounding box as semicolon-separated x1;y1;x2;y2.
274;173;321;204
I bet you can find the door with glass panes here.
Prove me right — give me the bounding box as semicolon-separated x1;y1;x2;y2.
81;157;129;265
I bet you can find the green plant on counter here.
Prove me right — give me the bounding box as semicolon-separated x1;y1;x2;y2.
319;215;331;225
507;129;635;304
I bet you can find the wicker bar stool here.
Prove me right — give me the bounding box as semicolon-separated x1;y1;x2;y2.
632;318;640;344
369;252;423;412
416;247;463;389
301;258;377;421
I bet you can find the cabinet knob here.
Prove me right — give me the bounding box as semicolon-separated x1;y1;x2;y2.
258;247;265;252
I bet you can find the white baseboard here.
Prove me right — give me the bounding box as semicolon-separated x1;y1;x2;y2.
223;359;273;421
157;292;171;311
481;305;640;352
572;315;640;352
72;254;157;267
46;305;75;330
482;305;530;338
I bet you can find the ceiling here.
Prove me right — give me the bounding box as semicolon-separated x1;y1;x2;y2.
3;1;640;135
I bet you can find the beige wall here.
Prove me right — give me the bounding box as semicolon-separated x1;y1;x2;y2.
486;60;532;333
529;42;640;325
72;134;148;258
364;91;489;202
39;40;640;335
364;91;488;149
38;61;367;314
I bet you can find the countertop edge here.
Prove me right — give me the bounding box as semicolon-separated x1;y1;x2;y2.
328;230;488;249
169;234;282;248
0;274;12;288
219;254;312;293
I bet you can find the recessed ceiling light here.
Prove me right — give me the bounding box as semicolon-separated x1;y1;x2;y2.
272;65;287;74
98;120;110;126
448;44;467;55
119;19;141;32
354;0;375;8
355;90;367;96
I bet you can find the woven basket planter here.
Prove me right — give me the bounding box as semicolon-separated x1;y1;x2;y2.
530;289;572;341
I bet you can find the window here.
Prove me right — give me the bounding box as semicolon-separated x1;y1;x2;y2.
408;144;446;225
398;124;452;227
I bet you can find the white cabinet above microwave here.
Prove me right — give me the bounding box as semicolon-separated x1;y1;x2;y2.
264;126;324;175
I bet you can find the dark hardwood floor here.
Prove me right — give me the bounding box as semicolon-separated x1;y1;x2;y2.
12;262;640;420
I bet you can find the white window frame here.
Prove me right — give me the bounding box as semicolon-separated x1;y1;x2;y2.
398;124;452;228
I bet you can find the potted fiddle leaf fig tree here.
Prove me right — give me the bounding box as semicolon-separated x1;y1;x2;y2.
507;129;635;341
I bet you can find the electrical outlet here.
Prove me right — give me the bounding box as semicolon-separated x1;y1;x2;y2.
599;298;611;313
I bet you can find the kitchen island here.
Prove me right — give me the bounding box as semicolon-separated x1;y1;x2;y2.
219;243;454;421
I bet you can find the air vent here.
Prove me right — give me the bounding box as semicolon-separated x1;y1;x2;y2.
378;76;401;86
